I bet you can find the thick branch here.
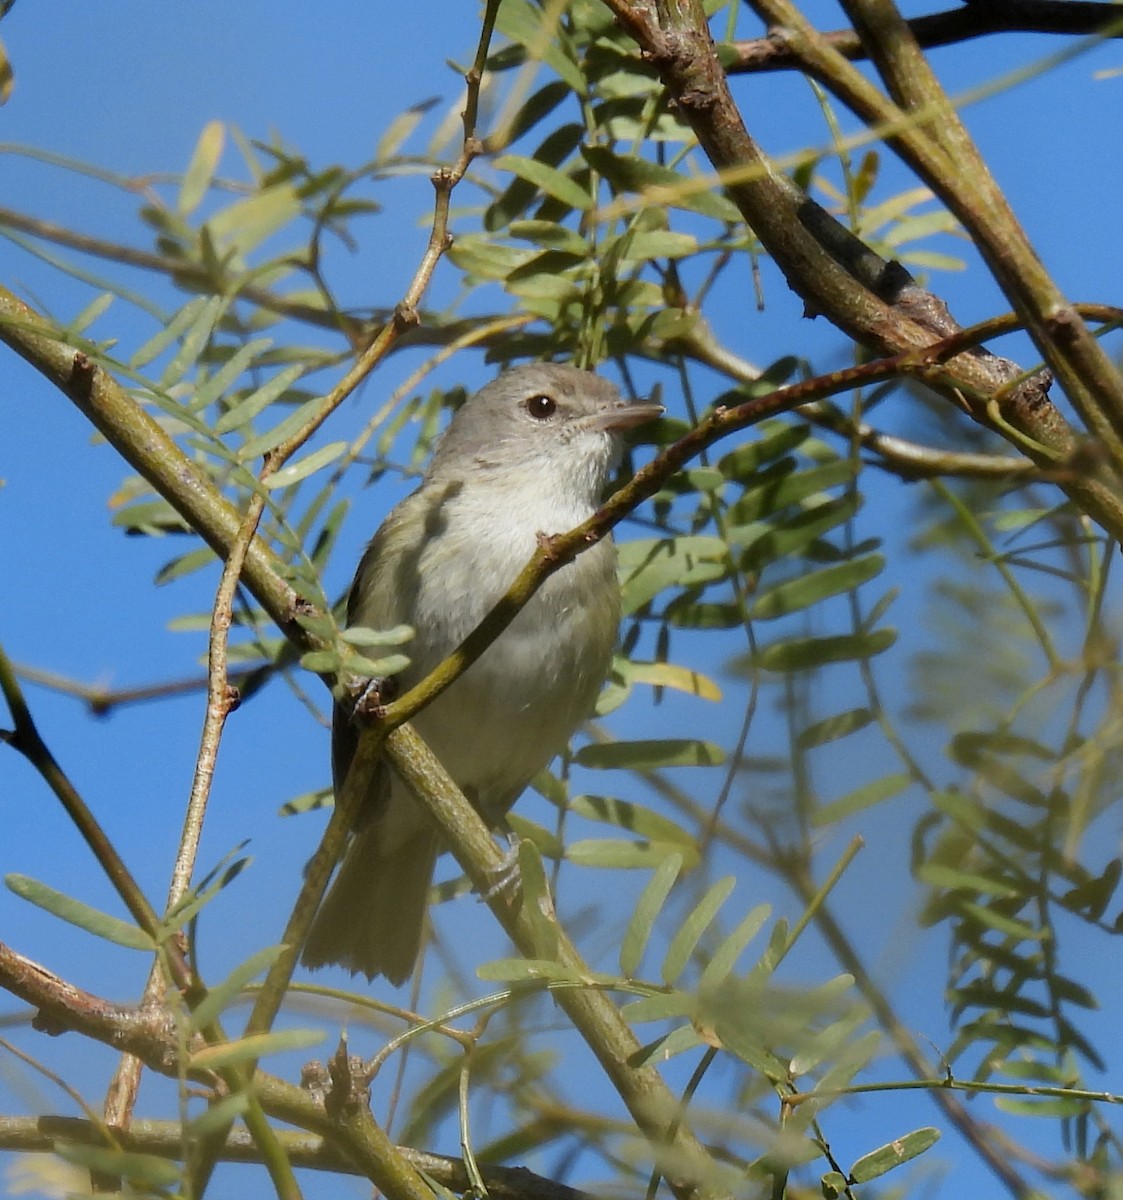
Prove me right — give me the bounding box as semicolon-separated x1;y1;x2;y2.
727;0;1123;72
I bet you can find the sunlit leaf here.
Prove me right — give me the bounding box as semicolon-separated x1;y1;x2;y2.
493;153;593;211
179;119;225;215
750;554;884;620
813;772;911;825
188;945;287;1032
574;739;725;769
699;903;771;990
620;854;682;978
5;875;154;950
663;877;735;986
797;707;875;749
188;1028;323;1070
849;1127;940;1183
214;364;305;435
619;659;722;701
55;1143;181;1188
751;629;897;672
581;145;742;221
263;441;347;489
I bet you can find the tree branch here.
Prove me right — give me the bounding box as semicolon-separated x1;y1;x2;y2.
601;0;1123;539
727;0;1123;73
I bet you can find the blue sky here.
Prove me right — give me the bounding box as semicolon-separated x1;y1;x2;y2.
2;3;1123;1197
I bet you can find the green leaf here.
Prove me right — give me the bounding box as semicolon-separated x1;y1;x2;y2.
574;739;725;770
206;183;301;256
5;875;154;950
615;228;699;262
752;629;897;672
916;863;1022;898
55;1142;181;1188
798;707;874;749
164;854;251;931
485;124;586;229
187;1092;253;1138
731;459;855;525
581;145;742;221
958;900;1043;940
190;339;275;413
517;838;558;960
237;394;324;459
130;297;211;369
621;991;694;1024
718;421;809;479
189;945;288;1032
699;903;771;990
477;959;590;983
346;652;411;679
446;235;537;280
188;1028;323;1070
493;153;593;210
505;813;567;861
629;1024;706;1063
618;535;731;614
821;1170;847;1199
993;1095;1091;1118
735;494;861;571
569;794;697;849
66;291;115;336
663;877;736;986
666;602;743;629
279;787;333;817
813;772;911;825
111;497;191;536
300;649;341;674
620;854;683;978
155;546;216;586
619;659;722;701
493;0;587;94
849;1128;940;1183
566;839;694;869
496;80;572;149
508;219;591;255
213;363;305;434
376;97;438;160
0;36;12;105
159;295;227;389
179;119;225;215
263;441;347;489
341;624;414;647
750;555;884;621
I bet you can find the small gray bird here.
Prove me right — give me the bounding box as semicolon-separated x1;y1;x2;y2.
302;363;663;983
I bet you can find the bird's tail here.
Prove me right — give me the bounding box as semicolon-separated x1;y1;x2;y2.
302;825;439;985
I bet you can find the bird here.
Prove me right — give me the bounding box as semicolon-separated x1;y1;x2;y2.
301;362;663;983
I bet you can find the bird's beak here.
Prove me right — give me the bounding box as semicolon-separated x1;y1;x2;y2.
592;397;665;432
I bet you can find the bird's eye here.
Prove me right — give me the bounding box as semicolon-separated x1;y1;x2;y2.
525;394;557;420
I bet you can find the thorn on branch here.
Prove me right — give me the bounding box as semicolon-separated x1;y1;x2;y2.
349;674;394;723
325;1034;370;1119
1045;306;1082;343
69;350;96;391
536;531;563;563
393;303;420;331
